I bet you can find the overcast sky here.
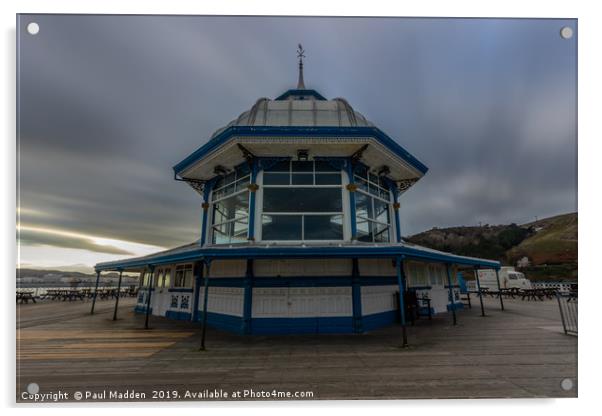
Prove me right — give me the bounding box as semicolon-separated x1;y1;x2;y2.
17;15;577;269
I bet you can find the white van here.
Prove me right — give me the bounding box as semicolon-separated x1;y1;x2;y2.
477;267;532;290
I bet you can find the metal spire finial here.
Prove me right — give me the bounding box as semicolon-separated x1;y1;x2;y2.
296;44;306;89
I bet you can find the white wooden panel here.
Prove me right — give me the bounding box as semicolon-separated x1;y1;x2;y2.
254;259;351;277
361;285;398;315
208;260;246;278
359;259;396;276
198;287;244;317
252;287;352;318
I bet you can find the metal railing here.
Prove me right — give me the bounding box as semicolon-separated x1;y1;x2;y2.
556;292;578;336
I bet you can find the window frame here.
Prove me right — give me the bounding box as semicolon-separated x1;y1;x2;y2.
259;160;345;243
173;264;194;288
354;186;393;243
209;187;250;245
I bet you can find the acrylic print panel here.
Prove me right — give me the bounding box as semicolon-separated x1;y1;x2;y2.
16;14;577;403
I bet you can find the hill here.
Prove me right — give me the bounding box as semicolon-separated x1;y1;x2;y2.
405;212;577;281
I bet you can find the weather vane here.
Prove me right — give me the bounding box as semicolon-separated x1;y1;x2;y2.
297;44;305;60
296;44;306;89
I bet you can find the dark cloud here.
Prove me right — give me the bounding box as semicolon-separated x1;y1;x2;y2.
17;15;577;251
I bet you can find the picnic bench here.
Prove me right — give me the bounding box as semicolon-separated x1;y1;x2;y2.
17;291;36;304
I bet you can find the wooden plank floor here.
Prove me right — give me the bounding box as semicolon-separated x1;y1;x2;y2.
16;296;577;402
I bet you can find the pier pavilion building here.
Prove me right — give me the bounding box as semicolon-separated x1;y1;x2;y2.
94;48;501;339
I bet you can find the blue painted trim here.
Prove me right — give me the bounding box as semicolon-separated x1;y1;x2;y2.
351;258;363;333
274;89;327;101
165;310;192;320
251;316;354;335
243;260;253;334
168;288;194;293
346;160;358;239
247;160;259;241
96;244;501;271
386;179;402;243
172;126;429;177
362;310;397;332
192;263;202;321
408;285;433;290
193;311;245;335
200;184;211;247
191;275;398;287
395;258;407;327
134;306;153;314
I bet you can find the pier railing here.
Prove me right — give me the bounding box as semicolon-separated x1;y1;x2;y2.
556;292;578;336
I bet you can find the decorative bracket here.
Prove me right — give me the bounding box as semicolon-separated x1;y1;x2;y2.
397;178;419;195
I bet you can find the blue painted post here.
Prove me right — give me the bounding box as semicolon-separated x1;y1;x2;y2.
351;258;363;333
200;186;211;246
346;160;357;240
199;260;211;350
90;270;101;314
446;264;457;325
474;266;485;317
243;259;254;334
144;265;155;330
395;256;408;347
192;261;203;321
392;187;402;243
495;268;505;311
247;160;259;241
112;269;123;321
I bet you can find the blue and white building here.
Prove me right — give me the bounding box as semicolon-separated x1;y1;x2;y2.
95;49;500;336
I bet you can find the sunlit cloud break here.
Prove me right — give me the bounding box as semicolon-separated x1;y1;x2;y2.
17;225;167;257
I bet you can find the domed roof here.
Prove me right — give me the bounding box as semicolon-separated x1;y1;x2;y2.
209;91;375;140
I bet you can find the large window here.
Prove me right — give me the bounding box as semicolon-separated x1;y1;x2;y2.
211;164;250;244
354;166;392;243
261;160;344;241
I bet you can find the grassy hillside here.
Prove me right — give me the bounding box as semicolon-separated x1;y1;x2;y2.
405;212;577;281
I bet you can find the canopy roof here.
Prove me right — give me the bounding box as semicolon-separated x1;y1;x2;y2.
95;241;501;272
174;87;428;182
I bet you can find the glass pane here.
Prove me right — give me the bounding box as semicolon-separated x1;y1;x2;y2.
292;173;313;185
374;222;390;243
304;215;343;240
174;270;183;287
232;218;249;242
163;269;171;288
265;160;290;172
292;161;313;172
356;219;373;242
355;177;368;192
263;188;342;212
354;165;368;179
184;269;193;287
212;222;231;244
212;191;249;223
379;188;390;201
374;199;390;224
369;182;380;196
314;160;338;172
355;192;373;219
236;176;250;191
263;172;290;185
224;183;235;196
315;173;341;185
262;215;302;240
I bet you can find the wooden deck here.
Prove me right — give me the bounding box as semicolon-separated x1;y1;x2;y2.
16;297;577;402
